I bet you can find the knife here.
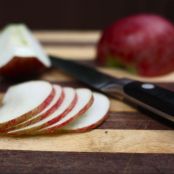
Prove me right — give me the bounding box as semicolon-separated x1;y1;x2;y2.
50;55;174;123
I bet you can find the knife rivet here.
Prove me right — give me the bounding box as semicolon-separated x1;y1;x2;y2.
141;83;155;89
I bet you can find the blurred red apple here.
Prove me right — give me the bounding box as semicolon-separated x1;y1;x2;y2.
97;14;174;76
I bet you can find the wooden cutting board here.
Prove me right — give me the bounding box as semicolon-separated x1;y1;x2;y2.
0;31;173;174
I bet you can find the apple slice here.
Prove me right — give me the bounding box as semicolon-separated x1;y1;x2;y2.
8;88;93;136
0;24;51;79
7;87;77;135
36;88;93;135
61;92;110;132
0;81;54;130
7;84;64;131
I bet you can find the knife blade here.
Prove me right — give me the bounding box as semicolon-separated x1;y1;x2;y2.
50;55;174;123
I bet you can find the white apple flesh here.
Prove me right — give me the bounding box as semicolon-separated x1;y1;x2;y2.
7;87;78;135
35;88;93;135
0;24;51;79
0;81;54;130
8;88;93;135
61;92;110;132
7;85;64;131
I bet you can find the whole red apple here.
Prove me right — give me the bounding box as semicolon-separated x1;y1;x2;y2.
97;14;174;76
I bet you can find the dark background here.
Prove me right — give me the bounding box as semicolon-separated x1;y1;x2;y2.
1;0;174;30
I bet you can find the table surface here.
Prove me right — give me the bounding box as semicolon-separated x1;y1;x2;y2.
0;31;173;174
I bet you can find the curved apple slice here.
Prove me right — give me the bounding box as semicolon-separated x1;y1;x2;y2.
8;88;93;135
7;85;64;131
61;92;110;132
36;88;93;135
0;81;54;130
7;87;78;135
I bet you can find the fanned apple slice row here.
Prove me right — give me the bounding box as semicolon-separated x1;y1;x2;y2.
8;88;93;136
36;88;93;135
7;87;77;135
7;85;64;132
0;81;54;130
61;92;110;132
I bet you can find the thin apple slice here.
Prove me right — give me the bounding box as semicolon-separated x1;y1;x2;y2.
0;24;51;79
61;92;110;132
36;88;93;135
0;81;54;130
8;88;93;136
7;87;78;135
7;84;64;131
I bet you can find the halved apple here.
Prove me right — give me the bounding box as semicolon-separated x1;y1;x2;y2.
7;85;64;131
0;24;51;79
0;81;54;130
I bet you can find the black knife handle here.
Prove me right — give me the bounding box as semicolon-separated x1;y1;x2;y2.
123;81;174;122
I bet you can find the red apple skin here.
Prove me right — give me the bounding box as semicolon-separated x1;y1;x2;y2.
5;92;78;136
37;96;94;135
68;113;109;133
8;94;93;136
5;88;65;132
57;112;110;134
0;57;47;80
97;14;174;77
0;86;55;132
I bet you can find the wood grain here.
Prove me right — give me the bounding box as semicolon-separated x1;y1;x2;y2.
0;129;173;153
0;150;173;174
99;112;173;130
45;45;96;59
34;31;100;42
41;67;174;84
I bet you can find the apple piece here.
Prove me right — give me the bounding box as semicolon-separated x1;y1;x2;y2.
0;24;51;79
7;87;77;135
61;92;110;132
0;80;54;130
97;14;174;76
0;57;47;79
36;88;93;135
7;84;64;131
8;88;93;136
